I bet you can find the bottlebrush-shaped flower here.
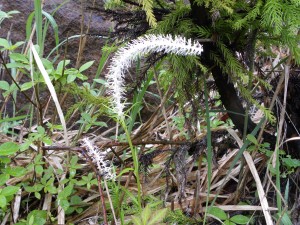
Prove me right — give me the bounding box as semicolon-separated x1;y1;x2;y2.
106;34;204;117
81;138;115;180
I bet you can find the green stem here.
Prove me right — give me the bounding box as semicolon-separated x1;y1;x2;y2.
203;80;212;224
121;119;142;211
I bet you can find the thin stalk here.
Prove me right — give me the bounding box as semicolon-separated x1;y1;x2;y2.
203;80;212;224
274;56;291;215
121;119;142;211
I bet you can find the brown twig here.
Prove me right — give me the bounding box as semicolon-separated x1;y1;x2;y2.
42;140;189;152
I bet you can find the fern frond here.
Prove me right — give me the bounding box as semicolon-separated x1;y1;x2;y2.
233;0;263;30
155;6;191;34
215;41;243;75
138;0;157;27
261;0;283;35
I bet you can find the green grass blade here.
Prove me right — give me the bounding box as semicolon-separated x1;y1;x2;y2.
203;79;212;224
34;0;43;54
25;12;35;40
41;11;59;46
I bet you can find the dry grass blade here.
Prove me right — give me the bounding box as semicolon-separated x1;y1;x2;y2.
12;188;21;222
29;41;69;146
243;151;274;225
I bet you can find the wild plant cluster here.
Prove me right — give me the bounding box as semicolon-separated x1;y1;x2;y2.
0;0;300;224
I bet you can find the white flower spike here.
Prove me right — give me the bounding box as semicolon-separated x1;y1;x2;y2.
81;138;115;180
106;34;204;117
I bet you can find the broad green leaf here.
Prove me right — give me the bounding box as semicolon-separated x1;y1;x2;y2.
5;166;26;177
58;184;73;199
0;81;9;91
247;134;258;145
35;165;44;175
93;78;106;85
27;210;47;225
0;38;10;49
10;41;24;50
67;74;76;83
9;53;29;63
1;186;19;196
230;215;250;224
0;195;7;208
76;180;87;186
94;121;108;127
34;192;41;199
282;157;300;168
0;174;10;186
75;73;88;80
79;60;94;72
0;142;19;156
21;82;34;91
0;156;11;164
46;185;57;194
56;59;70;73
59;199;70;211
224;220;235;225
6;62;29;69
208;207;227;220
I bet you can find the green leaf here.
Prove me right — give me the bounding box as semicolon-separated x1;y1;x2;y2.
0;142;19;156
278;212;293;225
94;121;108;127
0;174;10;186
0;195;7;208
35;165;44;175
230;215;250;224
10;41;24;50
247;134;258;145
224;220;235;225
0;81;10;91
58;184;73;199
21;82;35;91
93;78;106;85
67;74;77;83
59;199;70;211
56;59;70;73
79;60;94;72
76;180;87;186
27;210;47;225
9;53;29;63
5;166;26;177
35;192;41;199
6;62;29;69
282;157;300;168
208;207;227;220
0;156;11;164
46;185;57;194
1;186;19;196
0;38;10;49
